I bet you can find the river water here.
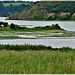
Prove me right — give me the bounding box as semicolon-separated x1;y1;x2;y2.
0;17;75;31
0;17;75;48
0;39;75;48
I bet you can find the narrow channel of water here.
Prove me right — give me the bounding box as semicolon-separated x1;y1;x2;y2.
0;39;75;48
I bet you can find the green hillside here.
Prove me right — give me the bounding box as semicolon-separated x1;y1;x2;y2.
0;1;33;17
7;1;75;20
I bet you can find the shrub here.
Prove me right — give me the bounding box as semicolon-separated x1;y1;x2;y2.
10;23;15;29
3;22;8;27
0;22;9;27
0;44;73;51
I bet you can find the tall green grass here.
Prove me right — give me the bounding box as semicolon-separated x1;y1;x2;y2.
0;50;75;74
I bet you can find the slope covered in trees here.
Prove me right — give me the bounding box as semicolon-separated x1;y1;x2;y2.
0;1;33;17
0;2;7;16
7;1;75;20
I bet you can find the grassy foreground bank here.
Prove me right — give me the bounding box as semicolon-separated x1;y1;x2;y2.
0;50;75;74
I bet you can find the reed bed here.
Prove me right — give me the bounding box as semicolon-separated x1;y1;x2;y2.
0;50;75;74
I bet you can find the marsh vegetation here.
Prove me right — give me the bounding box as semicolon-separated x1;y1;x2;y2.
0;22;70;39
0;50;75;74
0;21;75;39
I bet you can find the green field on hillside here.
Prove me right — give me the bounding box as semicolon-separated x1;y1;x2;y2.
0;50;75;74
3;3;30;6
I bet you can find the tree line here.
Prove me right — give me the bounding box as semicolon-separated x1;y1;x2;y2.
0;1;33;16
10;1;75;20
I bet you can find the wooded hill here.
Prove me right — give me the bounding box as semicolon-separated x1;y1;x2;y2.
7;1;75;20
0;1;33;17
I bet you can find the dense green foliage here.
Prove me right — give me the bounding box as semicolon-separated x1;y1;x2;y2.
10;23;63;31
0;22;9;27
7;1;75;20
0;1;33;16
2;1;33;4
0;22;63;30
0;50;75;74
0;44;72;51
10;23;16;29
